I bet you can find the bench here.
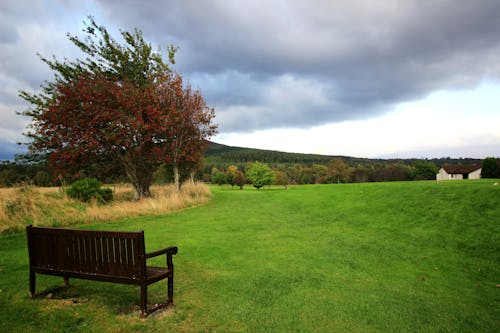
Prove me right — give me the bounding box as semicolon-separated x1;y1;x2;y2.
26;225;178;317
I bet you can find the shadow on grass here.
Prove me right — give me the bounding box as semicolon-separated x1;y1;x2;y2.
30;279;169;316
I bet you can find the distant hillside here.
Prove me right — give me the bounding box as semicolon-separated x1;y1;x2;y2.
204;142;482;167
205;142;351;164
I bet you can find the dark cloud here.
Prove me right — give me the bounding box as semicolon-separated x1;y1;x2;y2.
95;0;500;132
1;0;500;147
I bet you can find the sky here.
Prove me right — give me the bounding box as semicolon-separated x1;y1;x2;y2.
1;0;499;160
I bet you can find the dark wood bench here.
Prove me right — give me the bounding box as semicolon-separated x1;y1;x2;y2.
26;225;178;317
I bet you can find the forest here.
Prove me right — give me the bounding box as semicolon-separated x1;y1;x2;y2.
2;141;495;187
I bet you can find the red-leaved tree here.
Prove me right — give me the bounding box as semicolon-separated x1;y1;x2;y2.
31;71;216;199
158;74;217;190
20;19;217;199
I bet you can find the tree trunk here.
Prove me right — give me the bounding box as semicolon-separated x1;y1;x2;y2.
133;181;152;201
173;166;180;192
122;153;153;200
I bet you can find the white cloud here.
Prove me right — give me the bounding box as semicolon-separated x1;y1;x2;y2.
216;83;500;158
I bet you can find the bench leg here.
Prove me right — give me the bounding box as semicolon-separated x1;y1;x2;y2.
140;284;147;317
167;271;174;305
63;276;69;287
29;271;36;297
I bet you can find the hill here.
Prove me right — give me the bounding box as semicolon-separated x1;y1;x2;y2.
204;141;482;167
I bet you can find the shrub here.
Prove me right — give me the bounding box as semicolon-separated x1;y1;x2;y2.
33;171;53;187
66;178;113;203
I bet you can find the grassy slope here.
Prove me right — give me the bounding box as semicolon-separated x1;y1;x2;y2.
0;180;499;332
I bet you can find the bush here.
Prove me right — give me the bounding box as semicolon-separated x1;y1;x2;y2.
33;171;53;187
66;178;113;203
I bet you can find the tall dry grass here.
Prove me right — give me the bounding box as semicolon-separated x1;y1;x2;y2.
0;182;212;233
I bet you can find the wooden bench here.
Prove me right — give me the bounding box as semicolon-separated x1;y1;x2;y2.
26;225;178;317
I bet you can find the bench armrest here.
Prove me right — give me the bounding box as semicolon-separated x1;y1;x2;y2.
145;246;178;259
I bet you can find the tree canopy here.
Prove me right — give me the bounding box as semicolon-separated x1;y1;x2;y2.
20;17;216;199
246;162;275;189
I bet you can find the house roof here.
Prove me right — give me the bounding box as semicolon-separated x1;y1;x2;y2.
442;165;481;174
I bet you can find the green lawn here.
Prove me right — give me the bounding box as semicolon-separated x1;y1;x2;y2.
1;180;499;332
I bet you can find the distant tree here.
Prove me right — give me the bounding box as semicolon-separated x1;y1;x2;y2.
235;171;246;189
211;168;226;186
300;167;314;184
350;166;371;183
0;169;18;187
246;162;275;189
225;165;239;188
312;164;328;184
373;164;412;182
286;164;302;184
413;160;438;180
273;170;290;189
33;171;53;187
481;157;499;178
327;159;351;183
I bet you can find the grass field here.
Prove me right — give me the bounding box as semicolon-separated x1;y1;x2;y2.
0;180;499;332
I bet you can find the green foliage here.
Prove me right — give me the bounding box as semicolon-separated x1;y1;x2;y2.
413;160;439;180
273;170;289;188
32;171;53;187
66;178;113;203
246;162;275;189
152;164;172;185
211;168;226;186
481;157;500;178
326;159;351;183
0;169;18;187
204;142;485;185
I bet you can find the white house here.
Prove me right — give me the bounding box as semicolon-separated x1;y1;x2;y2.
436;165;482;181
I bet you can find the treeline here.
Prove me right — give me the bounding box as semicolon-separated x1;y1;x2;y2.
201;142;490;185
2;142;498;187
204;160;441;186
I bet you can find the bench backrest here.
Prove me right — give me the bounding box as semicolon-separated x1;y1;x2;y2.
27;225;146;280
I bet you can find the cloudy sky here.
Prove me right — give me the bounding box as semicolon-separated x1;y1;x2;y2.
1;0;499;159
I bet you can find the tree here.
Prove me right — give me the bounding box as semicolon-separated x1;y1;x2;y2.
326;159;351;183
312;164;328;184
211;168;226;186
351;166;371;183
225;165;239;188
273;170;289;189
235;171;246;189
33;171;53;187
413;160;438;180
156;74;216;190
19;18;216;199
246;162;275;189
481;157;499;178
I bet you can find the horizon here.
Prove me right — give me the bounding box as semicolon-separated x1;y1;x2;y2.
0;139;496;163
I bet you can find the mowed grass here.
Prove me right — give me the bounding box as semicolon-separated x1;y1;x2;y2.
0;180;499;332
